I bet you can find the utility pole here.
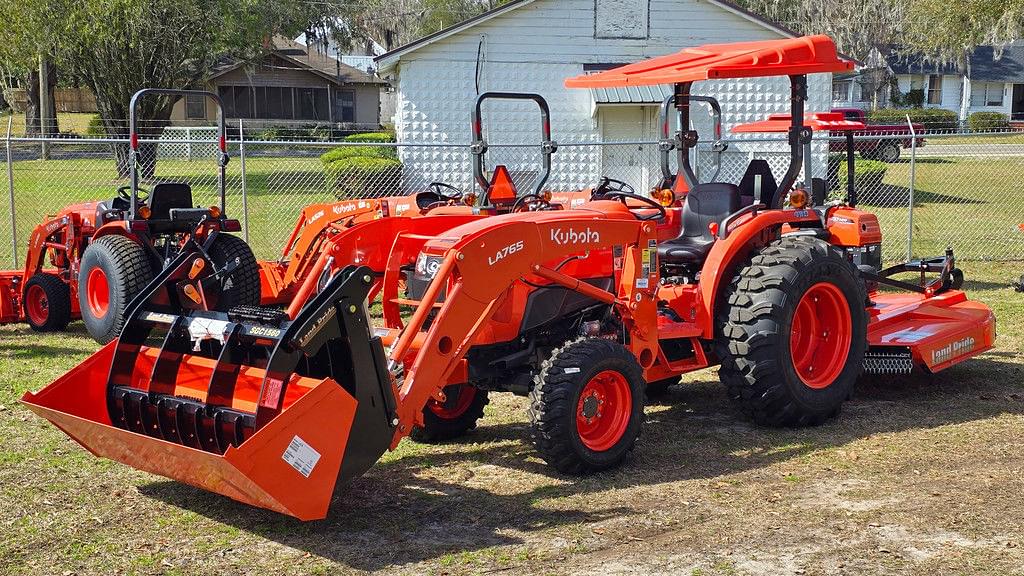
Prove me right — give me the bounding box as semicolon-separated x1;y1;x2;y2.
38;56;50;160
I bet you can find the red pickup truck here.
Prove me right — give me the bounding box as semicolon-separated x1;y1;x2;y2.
831;108;926;162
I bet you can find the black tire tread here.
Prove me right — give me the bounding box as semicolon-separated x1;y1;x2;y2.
79;235;153;343
410;386;490;443
528;338;645;474
717;236;868;427
207;233;261;310
24;273;71;332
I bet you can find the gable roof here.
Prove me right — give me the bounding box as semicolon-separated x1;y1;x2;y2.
375;0;799;71
885;42;1024;83
211;36;385;86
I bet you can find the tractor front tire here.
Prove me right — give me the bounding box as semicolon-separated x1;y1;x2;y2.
411;384;489;443
23;273;71;332
718;236;867;427
78;235;154;344
206;233;261;310
529;338;645;474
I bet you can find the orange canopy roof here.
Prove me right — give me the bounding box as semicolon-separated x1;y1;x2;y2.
732;112;866;133
565;35;853;88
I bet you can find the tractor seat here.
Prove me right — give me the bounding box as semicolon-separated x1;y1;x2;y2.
148;182;194;220
415;191;447;210
658;183;740;266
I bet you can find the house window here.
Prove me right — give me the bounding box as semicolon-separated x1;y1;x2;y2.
595;0;649;39
927;74;943;105
185;94;206;120
335;90;355;123
971;82;1004;107
218;85;328;120
832;80;851;102
296;87;330;121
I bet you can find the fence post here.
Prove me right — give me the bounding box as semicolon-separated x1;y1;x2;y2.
186;127;192;161
6;115;17;268
905;114;917;261
238;119;249;243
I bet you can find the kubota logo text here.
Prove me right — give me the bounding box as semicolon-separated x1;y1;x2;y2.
550;227;600;246
932;336;975;364
488;240;524;265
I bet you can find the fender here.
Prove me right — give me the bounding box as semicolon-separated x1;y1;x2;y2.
697;209;821;339
91;221;140;243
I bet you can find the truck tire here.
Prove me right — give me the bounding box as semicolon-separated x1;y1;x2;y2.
206;233;261;310
877;142;901;162
718;236;867;427
529;338;645;474
23;273;71;332
78;235;154;344
410;384;489;443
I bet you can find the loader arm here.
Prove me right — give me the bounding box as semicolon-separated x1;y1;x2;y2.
388;206;660;443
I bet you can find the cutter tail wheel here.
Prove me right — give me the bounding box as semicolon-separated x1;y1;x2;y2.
719;236;867;427
411;384;490;443
529;339;645;474
23;274;71;332
78;235;154;344
206;233;261;310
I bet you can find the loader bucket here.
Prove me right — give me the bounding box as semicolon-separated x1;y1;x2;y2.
22;247;397;521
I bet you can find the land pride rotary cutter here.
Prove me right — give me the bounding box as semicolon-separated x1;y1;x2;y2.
23;35;995;521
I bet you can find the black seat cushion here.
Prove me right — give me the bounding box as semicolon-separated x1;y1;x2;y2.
658;182;740;266
737;159;778;208
415;191;445;209
148;182;193;220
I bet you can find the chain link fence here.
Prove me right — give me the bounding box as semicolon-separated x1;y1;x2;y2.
4;125;1024;267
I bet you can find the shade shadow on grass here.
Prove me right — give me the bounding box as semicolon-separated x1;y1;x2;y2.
857;184;985;207
139;355;1024;571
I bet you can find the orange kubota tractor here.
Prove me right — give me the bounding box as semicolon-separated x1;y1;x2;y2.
1;89;261;342
23;36;995;521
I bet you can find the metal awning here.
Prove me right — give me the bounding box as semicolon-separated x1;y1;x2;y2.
590;85;674;105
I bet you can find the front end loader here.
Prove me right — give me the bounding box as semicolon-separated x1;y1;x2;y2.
23;35;996;521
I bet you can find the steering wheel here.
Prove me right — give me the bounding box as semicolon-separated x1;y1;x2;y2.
428;181;464;203
116;184;149;202
592;177;636;199
511;193;555;213
601;191;667;221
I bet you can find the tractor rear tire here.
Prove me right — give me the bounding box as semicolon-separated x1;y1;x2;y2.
206;233;261;311
410;384;489;443
718;236;867;427
528;338;645;474
23;274;71;332
78;235;154;344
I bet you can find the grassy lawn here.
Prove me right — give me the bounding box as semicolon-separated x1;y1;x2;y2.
1;261;1022;575
0;112;97;138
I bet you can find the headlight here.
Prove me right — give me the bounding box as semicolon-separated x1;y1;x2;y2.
415;253;443;279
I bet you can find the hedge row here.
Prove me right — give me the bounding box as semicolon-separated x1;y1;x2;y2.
320;131;400;197
967;111;1010;132
866;108;959;132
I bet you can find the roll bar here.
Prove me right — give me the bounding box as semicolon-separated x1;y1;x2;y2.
658;94;727;187
470;92;557;206
671;75;810;208
128;89;228;220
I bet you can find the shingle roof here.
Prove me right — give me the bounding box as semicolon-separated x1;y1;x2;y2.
886;41;1024;83
209;36;385;86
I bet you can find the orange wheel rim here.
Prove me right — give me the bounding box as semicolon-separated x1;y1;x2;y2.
25;284;49;325
576;370;632;451
790;282;853;389
86;267;110;319
427;385;477;419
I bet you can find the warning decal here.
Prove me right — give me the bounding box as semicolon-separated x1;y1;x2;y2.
283;435;322;478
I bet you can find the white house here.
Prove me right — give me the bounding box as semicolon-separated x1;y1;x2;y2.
833;43;1024;123
374;0;833;193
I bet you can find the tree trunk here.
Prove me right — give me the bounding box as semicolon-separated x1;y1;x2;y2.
23;62;59;137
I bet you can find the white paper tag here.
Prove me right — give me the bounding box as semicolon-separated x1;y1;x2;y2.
282;435;321;478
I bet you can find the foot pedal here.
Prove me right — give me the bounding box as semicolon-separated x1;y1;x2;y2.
228;305;289;325
863;348;913;375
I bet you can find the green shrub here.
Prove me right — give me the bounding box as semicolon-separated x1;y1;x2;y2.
344;131;395;143
319;145;394;165
323;156;402;197
832;157;888;202
903;89;925;108
866;108;959;132
86;115;106;137
968;111;1010;132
